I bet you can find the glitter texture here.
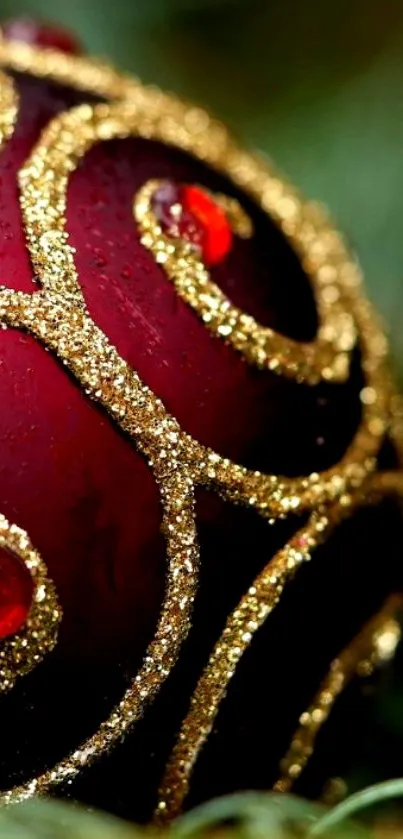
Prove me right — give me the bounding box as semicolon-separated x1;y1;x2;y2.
0;69;17;147
135;178;353;382
0;36;400;812
0;514;61;696
274;593;402;794
155;473;403;823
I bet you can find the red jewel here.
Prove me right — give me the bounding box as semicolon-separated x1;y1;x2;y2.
2;17;82;55
0;547;33;639
152;181;232;266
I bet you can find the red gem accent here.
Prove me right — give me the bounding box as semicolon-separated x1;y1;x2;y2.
0;547;33;639
152;181;232;266
2;18;82;55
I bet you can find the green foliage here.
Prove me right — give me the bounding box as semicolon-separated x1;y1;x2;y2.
0;798;138;839
0;790;390;839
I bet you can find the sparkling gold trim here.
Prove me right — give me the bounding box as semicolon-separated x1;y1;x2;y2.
0;40;392;518
0;35;141;100
154;472;403;823
274;594;402;793
0;514;61;695
11;98;392;522
0;470;198;804
135;178;354;383
0;41;398;807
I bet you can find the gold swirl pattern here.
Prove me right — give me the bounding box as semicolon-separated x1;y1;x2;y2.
154;471;403;823
0;38;399;810
134;178;354;382
10;98;392;523
274;593;402;794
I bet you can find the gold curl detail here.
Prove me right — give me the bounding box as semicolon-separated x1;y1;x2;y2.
134;178;355;383
0;41;398;807
154;472;403;823
274;593;402;794
10;99;391;520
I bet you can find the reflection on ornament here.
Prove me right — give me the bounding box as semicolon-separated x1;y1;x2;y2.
151;181;251;266
0;547;34;639
0;514;61;696
135;177;356;382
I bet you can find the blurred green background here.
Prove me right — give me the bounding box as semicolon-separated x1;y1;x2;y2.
1;0;402;363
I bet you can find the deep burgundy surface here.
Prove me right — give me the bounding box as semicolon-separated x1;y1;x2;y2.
0;54;401;821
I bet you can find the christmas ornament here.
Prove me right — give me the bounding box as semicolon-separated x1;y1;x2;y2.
0;19;402;825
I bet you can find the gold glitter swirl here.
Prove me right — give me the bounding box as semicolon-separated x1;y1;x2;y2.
0;470;198;804
0;514;61;695
135;178;354;383
191;287;391;518
274;594;402;793
0;41;399;808
11;97;391;523
0;70;18;148
0;34;141;101
154;472;403;824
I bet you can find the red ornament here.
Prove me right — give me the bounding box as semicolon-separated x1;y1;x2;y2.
0;28;401;824
0;547;33;639
152;181;232;265
2;17;82;54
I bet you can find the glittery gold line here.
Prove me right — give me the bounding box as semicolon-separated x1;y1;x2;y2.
154;472;403;824
12;98;391;522
191;290;391;517
274;593;402;793
154;509;334;823
0;36;141;101
135;179;354;383
0;469;198;804
0;66;202;800
0;45;397;805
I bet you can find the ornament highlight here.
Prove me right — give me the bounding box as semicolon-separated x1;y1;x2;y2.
0;515;61;696
0;547;34;639
152;181;234;266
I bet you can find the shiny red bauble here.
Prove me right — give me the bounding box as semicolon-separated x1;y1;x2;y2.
0;21;401;825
